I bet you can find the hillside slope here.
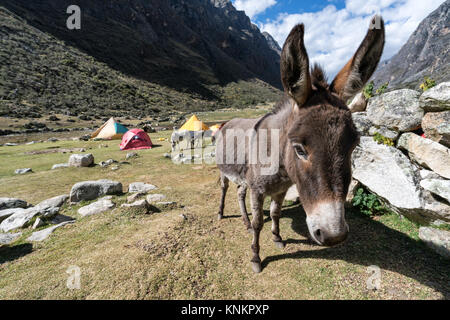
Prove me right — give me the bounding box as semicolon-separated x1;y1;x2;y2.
371;0;450;89
0;0;282;120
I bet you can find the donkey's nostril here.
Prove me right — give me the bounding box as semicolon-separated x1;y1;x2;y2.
314;229;321;239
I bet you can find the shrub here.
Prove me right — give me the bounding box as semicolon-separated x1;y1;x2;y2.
375;82;389;95
352;187;387;216
363;81;374;99
419;77;436;92
373;132;394;147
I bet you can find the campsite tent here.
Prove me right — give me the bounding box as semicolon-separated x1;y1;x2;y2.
179;115;209;132
91;117;129;140
209;124;223;135
120;129;153;151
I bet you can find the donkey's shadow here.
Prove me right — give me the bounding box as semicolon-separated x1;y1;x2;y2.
260;203;450;298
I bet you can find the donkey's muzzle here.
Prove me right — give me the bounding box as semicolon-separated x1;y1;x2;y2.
312;226;348;246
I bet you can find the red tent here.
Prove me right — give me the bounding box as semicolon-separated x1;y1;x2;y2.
120;129;153;151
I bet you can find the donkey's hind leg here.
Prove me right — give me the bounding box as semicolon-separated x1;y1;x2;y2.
217;173;229;220
237;185;252;231
270;192;287;249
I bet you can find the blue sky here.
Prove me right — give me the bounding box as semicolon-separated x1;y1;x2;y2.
232;0;445;78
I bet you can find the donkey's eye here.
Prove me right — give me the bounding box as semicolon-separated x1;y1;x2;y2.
293;143;307;160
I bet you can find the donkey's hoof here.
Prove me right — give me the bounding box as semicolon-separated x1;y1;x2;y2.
251;262;262;273
217;214;223;221
246;227;253;234
274;241;286;249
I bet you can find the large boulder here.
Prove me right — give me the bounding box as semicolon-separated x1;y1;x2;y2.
0;208;43;232
70;180;123;202
420;179;450;203
68;153;94;167
284;185;299;202
366;89;423;132
352;137;449;223
421;111;450;148
35;195;68;212
0;198;28;210
419;227;450;259
397;133;450;179
419;82;450;112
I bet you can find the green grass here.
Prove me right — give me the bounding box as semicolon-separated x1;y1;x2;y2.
0;114;449;299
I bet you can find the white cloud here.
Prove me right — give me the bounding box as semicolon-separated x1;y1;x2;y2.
257;0;445;78
233;0;277;20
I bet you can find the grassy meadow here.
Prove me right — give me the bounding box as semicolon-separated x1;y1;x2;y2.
0;109;449;300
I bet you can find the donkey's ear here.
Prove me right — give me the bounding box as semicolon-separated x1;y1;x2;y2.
330;15;385;102
281;24;311;107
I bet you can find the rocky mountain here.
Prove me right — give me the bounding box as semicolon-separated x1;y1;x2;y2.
0;0;282;119
371;0;449;90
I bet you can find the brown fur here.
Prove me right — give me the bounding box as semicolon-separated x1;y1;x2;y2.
215;16;384;273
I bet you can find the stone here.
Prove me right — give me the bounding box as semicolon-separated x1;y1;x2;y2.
397;133;450;179
15;168;32;175
128;182;157;193
146;194;167;203
419;227;450;259
126;152;139;160
70;180;123;202
32;217;45;229
35;195;68;212
368;126;400;141
0;232;22;246
121;199;149;211
284;185;299;202
51;163;69;170
420;179;450;203
419;82;450;112
49;214;76;225
27;221;75;242
421;111;450;147
0;208;43;232
78;199;115;217
348;92;367;113
352;137;449;223
419;169;442;180
5;143;18;146
47;137;59;142
68;153;94;167
366;89;423;132
99;159;117;167
0;198;28;210
0;208;23;222
351;112;372;135
156;201;178;209
163;153;171;159
127;192;146;203
346;179;361;204
111;166;120;171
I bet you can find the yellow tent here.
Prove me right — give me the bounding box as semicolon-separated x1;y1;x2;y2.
91;117;129;140
179;115;209;131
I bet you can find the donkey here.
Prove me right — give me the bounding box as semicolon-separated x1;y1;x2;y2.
215;16;385;273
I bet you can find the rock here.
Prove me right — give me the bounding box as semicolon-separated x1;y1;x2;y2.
47;137;59;142
366;89;423;132
352;137;449;223
121;199;150;211
419;82;450;112
284;185;299;202
419;227;450;259
397;133;450;179
111;166;120;171
128;182;157;193
15;168;32;175
0;208;23;222
51;163;69;170
163;153;171;159
78;199;115;217
0;232;22;246
146;194;167;203
156;201;178;210
348;92;367;113
346;179;360;204
36;195;68;212
32;217;45;229
126;152;139;160
68;153;94;167
70;180;123;202
5;143;18;146
99;159;117;167
27;221;75;242
127;192;146;203
351;112;372;135
368;126;400;141
49;214;75;224
79;134;90;141
0;198;28;210
420;179;450;203
421;111;450;147
420;169;442;180
0;207;43;232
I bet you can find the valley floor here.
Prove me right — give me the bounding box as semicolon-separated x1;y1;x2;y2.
0;113;449;300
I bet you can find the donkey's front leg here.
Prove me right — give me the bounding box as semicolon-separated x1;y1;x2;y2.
250;190;265;273
270;192;287;249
